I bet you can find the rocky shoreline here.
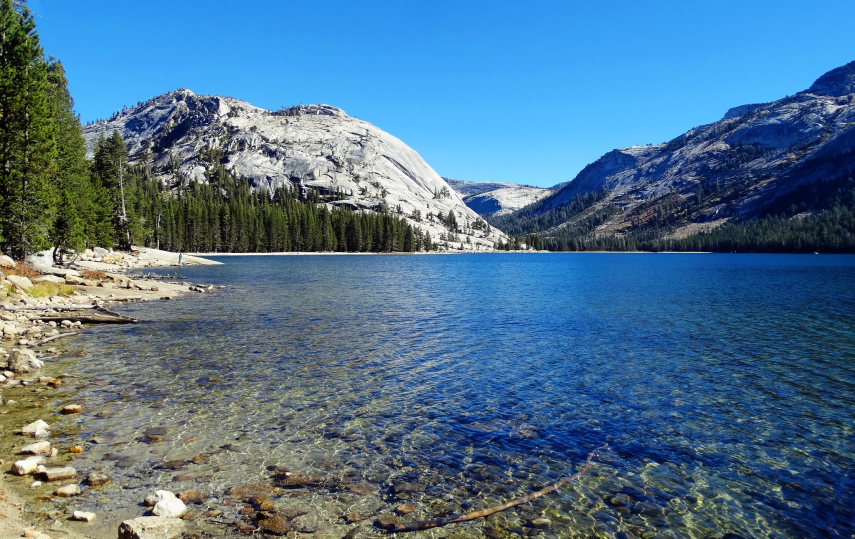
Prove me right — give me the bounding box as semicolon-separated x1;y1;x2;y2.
0;247;222;539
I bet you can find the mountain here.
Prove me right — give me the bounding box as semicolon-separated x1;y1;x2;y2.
83;90;505;250
445;178;555;216
496;60;855;249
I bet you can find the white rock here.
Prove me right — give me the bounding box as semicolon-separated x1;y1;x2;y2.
20;441;52;455
152;489;187;517
30;480;42;488
55;483;82;496
71;511;96;522
118;516;185;539
13;456;44;475
21;419;50;436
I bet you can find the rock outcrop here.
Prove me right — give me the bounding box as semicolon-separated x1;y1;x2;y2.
84;91;506;250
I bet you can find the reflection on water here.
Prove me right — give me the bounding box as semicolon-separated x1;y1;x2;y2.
51;254;855;537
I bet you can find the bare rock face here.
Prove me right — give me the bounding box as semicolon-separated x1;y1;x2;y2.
522;60;855;234
446;178;555;216
84;90;506;250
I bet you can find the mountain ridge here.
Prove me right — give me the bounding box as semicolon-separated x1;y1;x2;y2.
83;90;506;250
496;60;855;248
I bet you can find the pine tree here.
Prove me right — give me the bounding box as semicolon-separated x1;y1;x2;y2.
0;0;57;258
46;60;89;262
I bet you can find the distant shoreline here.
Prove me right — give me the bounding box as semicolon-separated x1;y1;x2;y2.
188;250;718;256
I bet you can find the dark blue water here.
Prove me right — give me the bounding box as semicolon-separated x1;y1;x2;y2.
60;254;855;538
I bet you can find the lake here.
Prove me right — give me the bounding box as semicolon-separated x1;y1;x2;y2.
53;253;855;537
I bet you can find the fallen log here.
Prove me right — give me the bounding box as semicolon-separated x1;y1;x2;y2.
34;313;137;324
1;304;97;311
379;443;607;534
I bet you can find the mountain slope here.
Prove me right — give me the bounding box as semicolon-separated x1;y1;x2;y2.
502;60;855;246
83;90;504;250
445;178;555;216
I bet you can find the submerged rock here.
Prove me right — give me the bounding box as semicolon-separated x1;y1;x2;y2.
86;471;111;486
255;512;291;535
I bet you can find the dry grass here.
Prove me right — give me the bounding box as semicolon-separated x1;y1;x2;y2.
28;282;76;298
5;260;40;279
81;268;108;281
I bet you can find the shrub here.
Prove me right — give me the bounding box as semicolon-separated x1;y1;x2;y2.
81;269;108;281
6;261;40;279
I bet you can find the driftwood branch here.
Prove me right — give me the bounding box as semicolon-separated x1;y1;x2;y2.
380;443;607;534
33;332;78;346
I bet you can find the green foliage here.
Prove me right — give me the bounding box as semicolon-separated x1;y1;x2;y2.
127;166;427;253
0;0;56;258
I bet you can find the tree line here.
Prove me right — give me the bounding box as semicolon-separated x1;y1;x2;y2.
0;1;429;259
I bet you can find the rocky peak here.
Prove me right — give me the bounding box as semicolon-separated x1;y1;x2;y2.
274;104;346;117
84;91;507;250
806;59;855;97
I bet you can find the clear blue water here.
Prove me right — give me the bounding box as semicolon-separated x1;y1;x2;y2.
56;254;855;538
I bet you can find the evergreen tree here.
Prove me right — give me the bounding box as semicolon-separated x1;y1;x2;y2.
46;60;89;262
0;0;56;258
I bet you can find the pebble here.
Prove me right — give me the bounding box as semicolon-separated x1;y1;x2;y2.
345;512;365;523
531;518;553;529
55;483;82;497
178;489;205;503
86;471;111;486
62;404;83;414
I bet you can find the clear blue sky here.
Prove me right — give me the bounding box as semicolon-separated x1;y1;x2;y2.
32;0;855;188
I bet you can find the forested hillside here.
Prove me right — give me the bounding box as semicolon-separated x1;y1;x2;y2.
0;1;429;258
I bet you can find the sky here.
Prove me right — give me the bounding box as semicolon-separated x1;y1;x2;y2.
31;0;855;188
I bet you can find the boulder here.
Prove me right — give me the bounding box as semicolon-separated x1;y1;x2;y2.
152;490;187;518
118;516;185;539
92;247;109;257
8;348;43;373
12;456;44;475
0;254;15;268
6;274;34;291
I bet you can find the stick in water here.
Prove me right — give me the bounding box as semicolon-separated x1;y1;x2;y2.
379;443;608;534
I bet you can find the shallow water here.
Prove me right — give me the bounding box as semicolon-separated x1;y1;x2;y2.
51;253;855;537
